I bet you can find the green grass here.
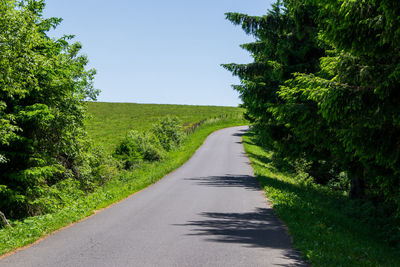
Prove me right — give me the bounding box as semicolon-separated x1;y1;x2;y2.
86;102;244;152
242;131;400;266
0;105;246;256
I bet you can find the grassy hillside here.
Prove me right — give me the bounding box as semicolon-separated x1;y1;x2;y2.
86;102;244;152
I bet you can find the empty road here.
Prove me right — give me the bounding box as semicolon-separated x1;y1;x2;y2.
0;126;305;267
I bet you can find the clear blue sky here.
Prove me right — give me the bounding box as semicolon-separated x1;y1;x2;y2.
43;0;274;106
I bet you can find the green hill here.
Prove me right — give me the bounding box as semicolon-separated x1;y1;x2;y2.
86;102;244;152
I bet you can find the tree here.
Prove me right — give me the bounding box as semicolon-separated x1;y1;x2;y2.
294;0;400;208
0;0;98;218
223;0;332;182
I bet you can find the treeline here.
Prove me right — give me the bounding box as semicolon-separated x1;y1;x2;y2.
224;0;400;245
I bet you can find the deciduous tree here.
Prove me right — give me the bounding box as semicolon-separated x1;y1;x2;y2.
0;0;98;218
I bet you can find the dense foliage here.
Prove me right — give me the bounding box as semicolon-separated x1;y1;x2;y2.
225;0;400;245
0;0;99;218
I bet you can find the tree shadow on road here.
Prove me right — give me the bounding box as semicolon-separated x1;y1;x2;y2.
232;128;249;137
174;207;307;266
184;175;260;191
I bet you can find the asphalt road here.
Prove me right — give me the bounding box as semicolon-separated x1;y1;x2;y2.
0;126;306;267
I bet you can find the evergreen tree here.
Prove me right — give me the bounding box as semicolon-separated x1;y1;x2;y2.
223;0;331;182
292;0;400;219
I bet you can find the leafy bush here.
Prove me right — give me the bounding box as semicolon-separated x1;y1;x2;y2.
27;178;85;215
151;116;184;151
114;131;165;169
73;143;121;191
113;116;185;169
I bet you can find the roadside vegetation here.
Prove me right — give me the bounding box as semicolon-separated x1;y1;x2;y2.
225;0;400;257
0;0;246;255
243;131;400;266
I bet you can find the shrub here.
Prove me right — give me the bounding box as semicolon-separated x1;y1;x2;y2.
74;143;121;191
151;116;184;151
114;131;165;169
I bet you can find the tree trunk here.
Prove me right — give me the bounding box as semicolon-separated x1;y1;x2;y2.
0;211;10;227
349;166;365;199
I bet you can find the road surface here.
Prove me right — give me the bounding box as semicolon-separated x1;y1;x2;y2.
0;126;306;267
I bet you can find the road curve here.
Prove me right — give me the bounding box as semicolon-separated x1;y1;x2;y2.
0;126;306;267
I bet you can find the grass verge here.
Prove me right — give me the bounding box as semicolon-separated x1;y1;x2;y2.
242;130;400;266
0;117;246;256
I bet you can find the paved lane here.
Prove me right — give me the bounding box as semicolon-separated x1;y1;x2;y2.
0;126;306;267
